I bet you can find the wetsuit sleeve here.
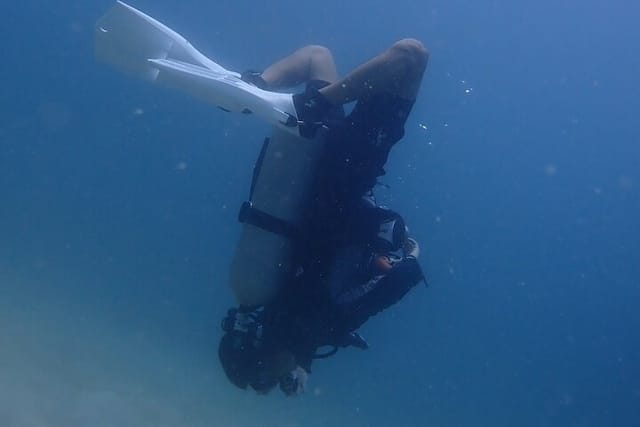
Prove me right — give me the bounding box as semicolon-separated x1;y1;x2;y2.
335;257;424;332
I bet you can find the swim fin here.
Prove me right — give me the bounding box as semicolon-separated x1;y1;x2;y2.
95;1;299;132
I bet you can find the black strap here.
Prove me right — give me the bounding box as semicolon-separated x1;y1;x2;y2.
249;137;271;200
241;136;305;240
312;346;338;359
238;202;301;240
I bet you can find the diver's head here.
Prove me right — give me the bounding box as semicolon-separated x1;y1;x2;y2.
218;329;261;390
219;306;273;391
218;307;299;394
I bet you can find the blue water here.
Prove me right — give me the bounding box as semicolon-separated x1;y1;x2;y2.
1;0;638;425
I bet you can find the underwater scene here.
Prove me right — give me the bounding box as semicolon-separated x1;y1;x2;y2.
0;0;638;426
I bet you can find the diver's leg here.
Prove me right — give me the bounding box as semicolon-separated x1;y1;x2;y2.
259;45;338;90
320;39;428;104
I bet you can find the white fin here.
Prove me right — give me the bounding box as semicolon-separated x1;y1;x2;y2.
96;1;299;132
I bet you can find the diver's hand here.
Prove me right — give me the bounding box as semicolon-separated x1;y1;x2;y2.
280;366;308;396
403;237;420;259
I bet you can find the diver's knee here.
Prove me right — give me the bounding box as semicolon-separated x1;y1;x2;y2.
303;45;334;63
390;39;429;71
305;45;337;81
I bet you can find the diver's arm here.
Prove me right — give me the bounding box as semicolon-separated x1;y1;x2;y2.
335;248;425;332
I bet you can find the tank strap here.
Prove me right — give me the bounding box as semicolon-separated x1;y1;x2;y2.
238;201;301;240
240;136;303;239
249;137;270;200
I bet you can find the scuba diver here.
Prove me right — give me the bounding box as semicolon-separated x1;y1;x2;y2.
94;1;429;398
218;40;429;395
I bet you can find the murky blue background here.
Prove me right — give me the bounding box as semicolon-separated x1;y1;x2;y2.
1;0;638;426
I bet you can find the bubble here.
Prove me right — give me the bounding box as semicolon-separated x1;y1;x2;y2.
618;176;633;190
37;101;72;131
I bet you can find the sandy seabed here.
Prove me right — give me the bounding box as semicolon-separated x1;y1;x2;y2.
0;277;360;427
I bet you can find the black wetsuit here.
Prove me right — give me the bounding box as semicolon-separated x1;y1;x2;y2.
304;81;415;240
260;83;424;368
